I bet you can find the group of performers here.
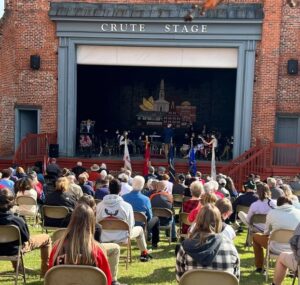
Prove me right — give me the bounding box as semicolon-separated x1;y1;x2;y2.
78;120;234;161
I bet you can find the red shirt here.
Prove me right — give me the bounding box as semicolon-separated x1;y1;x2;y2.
188;203;203;223
182;199;199;233
88;171;101;183
48;244;112;285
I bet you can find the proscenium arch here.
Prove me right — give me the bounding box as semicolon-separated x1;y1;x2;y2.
50;3;263;157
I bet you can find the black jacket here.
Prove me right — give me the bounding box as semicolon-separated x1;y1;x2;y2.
0;211;30;255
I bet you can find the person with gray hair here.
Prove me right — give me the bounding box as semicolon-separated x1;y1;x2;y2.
118;173;132;196
67;173;83;200
267;177;284;200
123;175;160;248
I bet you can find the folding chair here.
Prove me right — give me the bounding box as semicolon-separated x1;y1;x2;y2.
134;211;148;240
265;229;294;281
51;228;67;244
98;218;132;269
152;207;173;245
246;214;266;247
178;212;192;240
235;205;249;221
44;265;107;285
16;196;39;227
173;194;183;210
179;268;239;285
42;205;69;233
0;225;26;285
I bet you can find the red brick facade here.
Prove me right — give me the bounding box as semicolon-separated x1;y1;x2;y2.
0;0;299;156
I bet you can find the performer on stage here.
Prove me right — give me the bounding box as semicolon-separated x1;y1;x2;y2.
163;124;174;159
83;119;94;134
80;134;92;158
199;134;218;180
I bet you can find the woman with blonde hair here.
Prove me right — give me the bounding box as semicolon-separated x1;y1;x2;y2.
176;204;240;281
44;177;77;227
48;203;112;284
281;184;299;205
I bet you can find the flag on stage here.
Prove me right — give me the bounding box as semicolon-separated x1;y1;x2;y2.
143;140;151;176
123;139;132;171
189;147;197;177
168;143;176;182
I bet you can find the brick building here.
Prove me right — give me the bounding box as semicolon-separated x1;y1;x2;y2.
0;0;299;158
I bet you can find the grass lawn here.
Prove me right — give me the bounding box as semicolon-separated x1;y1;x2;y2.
0;225;296;285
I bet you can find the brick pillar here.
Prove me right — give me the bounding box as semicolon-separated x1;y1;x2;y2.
252;0;283;145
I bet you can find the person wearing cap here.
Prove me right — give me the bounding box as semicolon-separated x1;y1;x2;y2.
230;180;259;222
0;188;52;277
88;164;102;183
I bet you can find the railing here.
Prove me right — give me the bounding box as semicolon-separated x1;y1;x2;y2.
13;133;57;165
221;142;300;190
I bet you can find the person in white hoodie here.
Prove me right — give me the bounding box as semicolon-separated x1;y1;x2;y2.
252;196;300;273
96;179;152;262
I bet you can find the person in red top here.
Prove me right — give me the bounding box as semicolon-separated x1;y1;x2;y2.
88;164;102;184
182;181;203;234
48;203;112;285
188;192;217;223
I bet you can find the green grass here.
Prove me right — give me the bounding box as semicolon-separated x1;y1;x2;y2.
0;226;296;285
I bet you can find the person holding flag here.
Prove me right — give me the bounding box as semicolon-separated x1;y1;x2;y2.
168;139;176;182
188;137;197;177
143;136;151;176
123;132;132;171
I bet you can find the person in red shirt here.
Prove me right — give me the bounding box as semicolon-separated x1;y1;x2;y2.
188;192;217;223
182;181;203;234
88;164;102;184
48;203;112;285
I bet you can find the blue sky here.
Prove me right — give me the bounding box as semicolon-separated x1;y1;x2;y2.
0;0;4;18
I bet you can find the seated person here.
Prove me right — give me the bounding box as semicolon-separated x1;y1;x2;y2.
78;174;94;197
172;174;187;196
272;222;300;285
188;192;217;223
176;204;240;281
15;177;38;216
238;182;276;233
0;189;52;277
252;196;300;273
230;180;258;222
66;173;83;201
44;177;77;227
94;178;110;200
96;179;152;262
215;198;236;240
123;176;160;248
181;181;203;234
150;181;177;242
48;203;112;285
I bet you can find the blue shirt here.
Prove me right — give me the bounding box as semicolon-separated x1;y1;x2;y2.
95;187;109;200
123;190;153;221
0;179;15;193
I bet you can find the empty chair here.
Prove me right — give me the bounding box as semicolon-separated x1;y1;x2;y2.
44;265;107;285
179;269;239;285
0;225;26;285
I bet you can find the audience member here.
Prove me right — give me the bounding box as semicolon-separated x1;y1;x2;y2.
252;196;300;273
0;169;15;193
71;161;86;178
118;173;132;196
172;174;187;195
48;203;112;284
88;164;102;183
78;173;94;196
267;177;284;200
0;189;51;277
96;179;152;262
67;173;83;200
176;204;240;281
95;178;110;200
46;158;61;177
144;166;157;183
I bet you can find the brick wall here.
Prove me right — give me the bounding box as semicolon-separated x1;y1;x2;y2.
0;0;299;156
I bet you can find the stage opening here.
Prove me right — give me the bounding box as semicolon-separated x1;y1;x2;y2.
76;65;237;160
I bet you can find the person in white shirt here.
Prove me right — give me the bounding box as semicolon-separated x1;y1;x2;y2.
238;182;276;232
15;177;38;216
118;173;132;196
252;195;300;273
161;174;173;195
96;179;152;262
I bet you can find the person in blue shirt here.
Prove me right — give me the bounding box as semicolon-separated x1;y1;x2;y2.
123;175;160;248
95;178;109;200
0;169;15;194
